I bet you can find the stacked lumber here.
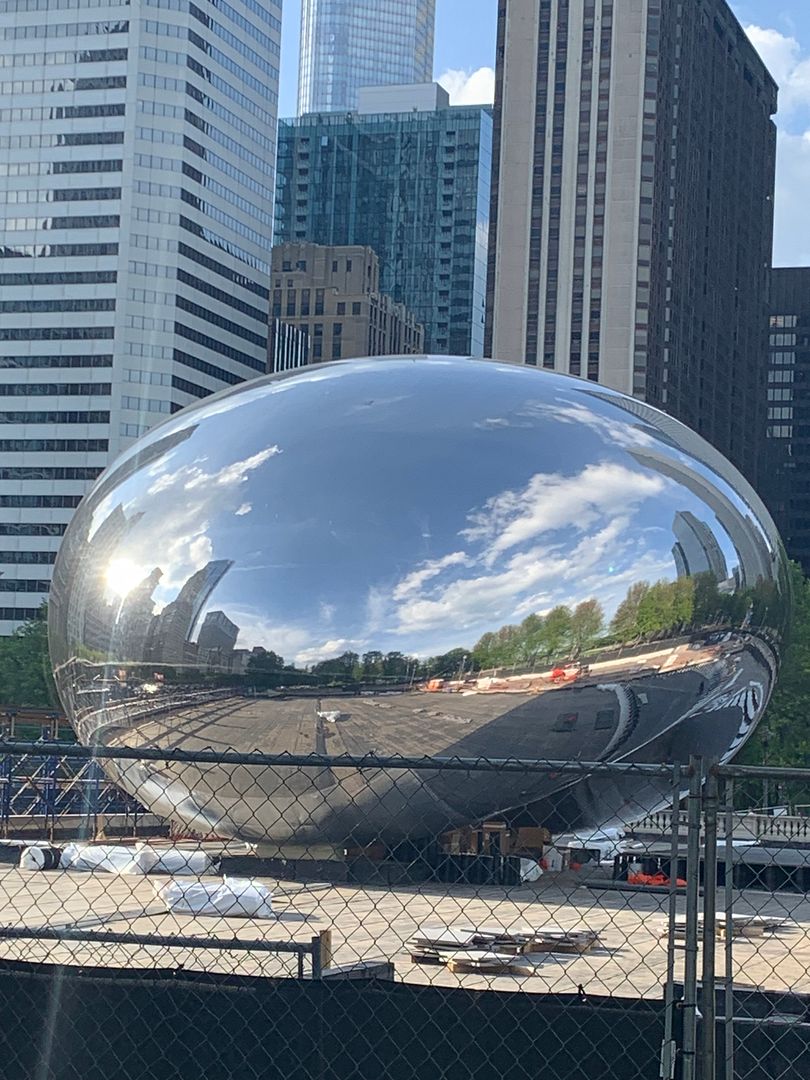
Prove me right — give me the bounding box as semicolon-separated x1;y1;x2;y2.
407;924;601;975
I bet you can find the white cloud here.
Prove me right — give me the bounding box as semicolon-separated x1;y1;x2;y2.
743;24;810;264
461;462;665;564
744;25;810;115
438;66;495;105
392;551;471;600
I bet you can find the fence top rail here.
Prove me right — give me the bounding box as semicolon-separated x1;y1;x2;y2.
0;926;318;955
713;763;810;782
0;739;682;778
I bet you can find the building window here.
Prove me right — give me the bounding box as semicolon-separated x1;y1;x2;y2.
352;302;361;315
336;302;345;315
301;289;310;316
315;289;324;315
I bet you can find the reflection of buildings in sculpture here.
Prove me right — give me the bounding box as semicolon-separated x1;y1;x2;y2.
629;447;774;589
671;511;728;582
145;561;233;664
111;568;163;661
78;506;146;655
197;610;240;666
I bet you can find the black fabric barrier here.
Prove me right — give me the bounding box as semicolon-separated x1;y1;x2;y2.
0;960;667;1080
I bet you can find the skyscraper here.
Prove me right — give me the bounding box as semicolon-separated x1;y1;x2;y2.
0;0;281;634
298;0;435;115
275;84;492;355
485;0;776;487
765;268;810;574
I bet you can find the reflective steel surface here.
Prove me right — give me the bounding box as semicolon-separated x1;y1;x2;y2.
49;358;789;844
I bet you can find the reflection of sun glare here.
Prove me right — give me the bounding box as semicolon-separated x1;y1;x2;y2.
105;558;145;599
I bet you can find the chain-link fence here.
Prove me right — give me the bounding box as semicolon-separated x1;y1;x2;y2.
0;743;807;1079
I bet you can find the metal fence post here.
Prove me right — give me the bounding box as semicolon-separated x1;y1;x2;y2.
661;763;682;1080
722;776;735;1080
681;756;703;1080
701;769;719;1080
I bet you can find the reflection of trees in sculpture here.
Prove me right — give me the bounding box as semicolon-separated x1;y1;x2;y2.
472;600;606;670
469;571;786;672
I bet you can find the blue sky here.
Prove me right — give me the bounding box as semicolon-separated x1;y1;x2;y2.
279;1;810;265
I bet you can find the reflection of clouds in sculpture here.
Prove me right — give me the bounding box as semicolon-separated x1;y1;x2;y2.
96;447;282;605
375;462;672;652
461;462;666;563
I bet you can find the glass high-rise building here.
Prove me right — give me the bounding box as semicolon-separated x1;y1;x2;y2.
275;86;492;356
298;0;435;115
0;0;280;634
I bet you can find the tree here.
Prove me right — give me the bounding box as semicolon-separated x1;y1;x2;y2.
246;649;285;673
0;607;58;709
570;599;604;656
611;582;650;642
541;605;573;661
742;562;810;770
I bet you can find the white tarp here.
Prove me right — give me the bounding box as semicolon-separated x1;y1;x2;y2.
158;876;274;918
19;843;215;876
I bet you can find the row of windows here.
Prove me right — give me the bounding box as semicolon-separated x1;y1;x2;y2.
0;580;53;593
124;341;171;361
0;19;128;40
172;374;210;398
174;323;263;371
176;295;266;348
174;347;242;386
0;327;114;341
0;132;124;150
0;550;57;564
127;259;172;279
178;215;269;275
0;608;46;620
178;240;268;299
120;421;149;438
0;160;122;178
0;270;116;285
0;467;101;481
0;440;106;453
0;0;127;11
0;383;111;396
1;243;118;258
177;268;265;323
0;411;109;423
124;367;171;386
0;187;121;205
0;496;83;510
0;75;126;94
124;314;172;332
0;355;112;369
771;315;798;328
0;298;115;313
0;213;120;230
0;103;125;122
120;395;171;414
0;47;127;67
